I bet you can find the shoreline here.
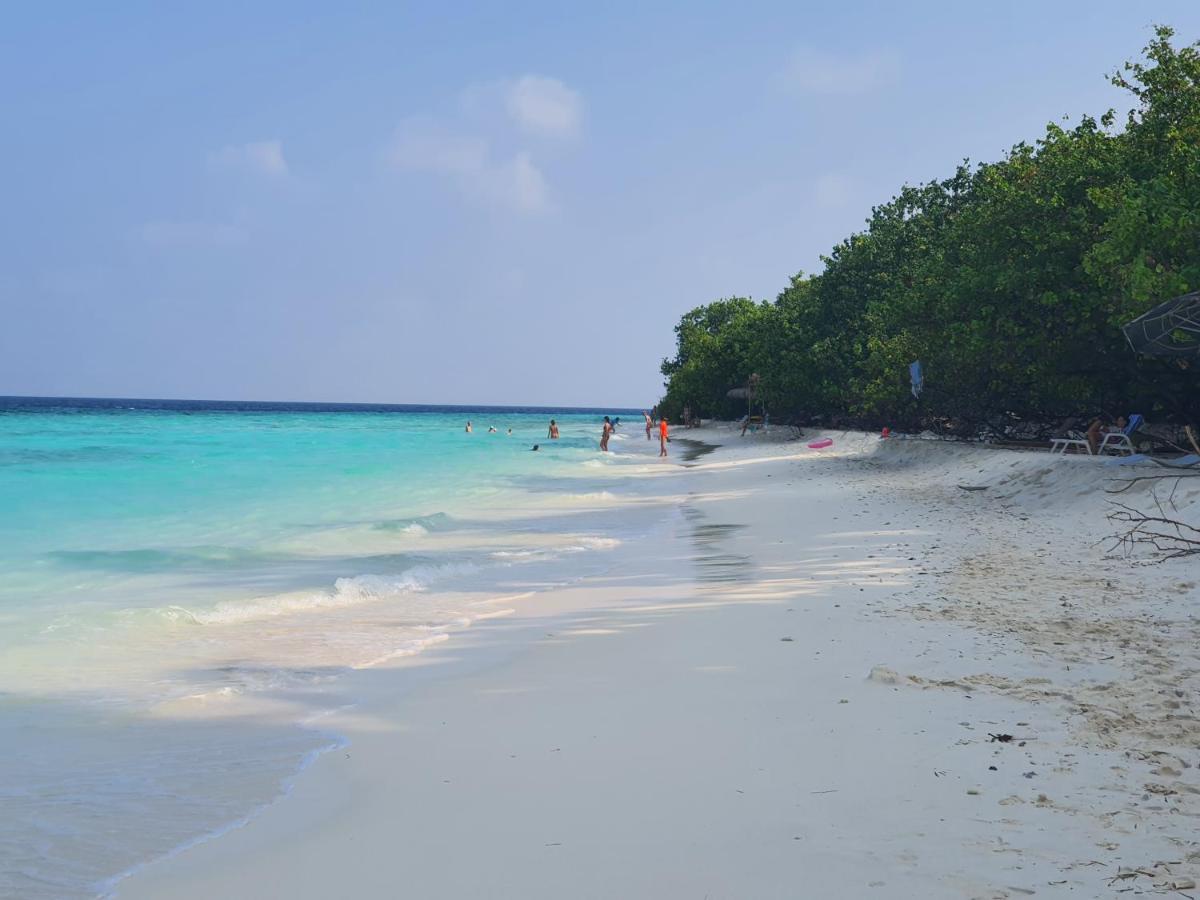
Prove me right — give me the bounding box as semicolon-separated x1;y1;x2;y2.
2;406;680;900
114;426;1200;898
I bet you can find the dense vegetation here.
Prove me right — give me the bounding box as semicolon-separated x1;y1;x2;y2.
659;28;1200;435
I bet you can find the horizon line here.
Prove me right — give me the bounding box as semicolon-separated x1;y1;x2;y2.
0;393;650;412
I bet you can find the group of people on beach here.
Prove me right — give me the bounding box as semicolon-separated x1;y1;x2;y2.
603;411;668;456
465;412;670;457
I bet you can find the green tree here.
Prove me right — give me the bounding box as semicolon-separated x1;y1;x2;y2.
660;26;1200;430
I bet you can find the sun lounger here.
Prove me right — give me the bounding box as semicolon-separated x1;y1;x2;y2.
1050;433;1092;455
1098;413;1144;456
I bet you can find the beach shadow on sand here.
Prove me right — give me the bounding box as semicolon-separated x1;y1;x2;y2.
682;504;752;584
672;438;719;465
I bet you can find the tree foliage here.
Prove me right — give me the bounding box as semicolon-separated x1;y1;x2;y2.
659;27;1200;432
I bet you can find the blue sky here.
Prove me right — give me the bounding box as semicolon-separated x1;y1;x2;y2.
3;1;1198;406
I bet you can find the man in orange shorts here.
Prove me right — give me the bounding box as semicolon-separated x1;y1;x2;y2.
658;415;669;457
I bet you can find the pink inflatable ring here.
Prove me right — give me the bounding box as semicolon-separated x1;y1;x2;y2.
807;438;833;449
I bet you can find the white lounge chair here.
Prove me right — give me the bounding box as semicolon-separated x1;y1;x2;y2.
1050;431;1092;455
1097;414;1144;456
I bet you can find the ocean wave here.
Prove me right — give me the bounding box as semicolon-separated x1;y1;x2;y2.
371;512;455;534
354;632;451;669
576;535;621;550
187;535;618;626
53;530;622;638
136;561;480;627
563;490;619;501
489;535;620;562
489;548;543;560
196;564;479;625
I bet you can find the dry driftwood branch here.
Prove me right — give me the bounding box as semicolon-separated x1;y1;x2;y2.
1106;472;1200;494
1108;496;1200;560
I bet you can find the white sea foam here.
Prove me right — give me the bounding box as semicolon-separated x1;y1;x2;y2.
490;534;619;560
563;490;619;501
577;535;621;550
185;562;479;626
354;632;451;669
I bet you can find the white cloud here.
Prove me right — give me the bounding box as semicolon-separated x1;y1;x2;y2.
492;151;550;213
503;76;582;138
210;140;289;176
137;221;248;246
388;122;552;214
782;48;899;95
388;125;488;176
386;75;578;214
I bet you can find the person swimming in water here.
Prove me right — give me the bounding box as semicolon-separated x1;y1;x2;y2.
465;420;472;433
548;419;559;439
600;416;612;452
487;426;497;433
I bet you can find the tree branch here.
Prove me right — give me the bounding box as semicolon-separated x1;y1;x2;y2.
1107;497;1200;560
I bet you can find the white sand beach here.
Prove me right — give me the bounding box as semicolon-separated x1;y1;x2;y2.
114;427;1200;899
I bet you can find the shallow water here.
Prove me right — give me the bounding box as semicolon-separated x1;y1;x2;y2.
0;397;657;898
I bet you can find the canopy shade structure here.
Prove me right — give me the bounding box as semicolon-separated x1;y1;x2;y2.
1123;291;1200;357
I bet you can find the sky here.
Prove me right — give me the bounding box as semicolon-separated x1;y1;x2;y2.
3;1;1199;407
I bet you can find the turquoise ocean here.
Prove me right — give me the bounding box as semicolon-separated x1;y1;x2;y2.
0;397;659;898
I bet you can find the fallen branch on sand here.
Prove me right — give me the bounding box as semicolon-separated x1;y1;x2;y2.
1106;467;1200;560
1108;496;1200;560
1106;471;1200;495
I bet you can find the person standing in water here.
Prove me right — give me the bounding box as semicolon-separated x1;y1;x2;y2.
600;416;612;452
643;410;653;440
465;420;472;433
658;415;669;457
548;419;559;439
